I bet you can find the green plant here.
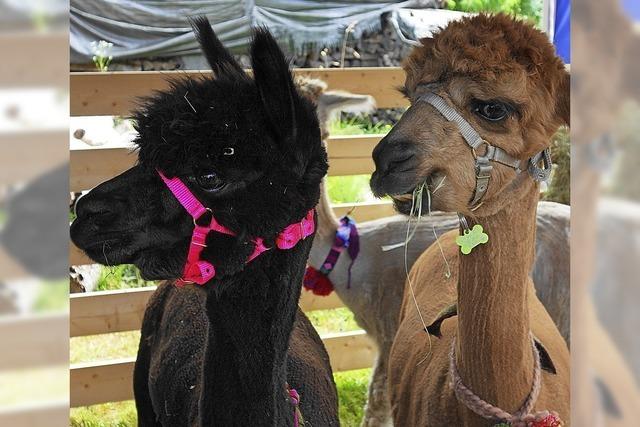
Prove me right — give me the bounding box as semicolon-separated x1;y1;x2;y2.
91;40;114;72
96;265;156;291
446;0;542;25
543;127;570;205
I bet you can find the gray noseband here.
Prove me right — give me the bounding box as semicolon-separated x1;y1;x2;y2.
419;93;552;209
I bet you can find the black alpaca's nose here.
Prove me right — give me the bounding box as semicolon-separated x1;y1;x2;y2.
372;136;420;176
74;192;118;224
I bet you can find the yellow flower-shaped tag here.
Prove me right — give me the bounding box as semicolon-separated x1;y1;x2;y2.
455;224;489;255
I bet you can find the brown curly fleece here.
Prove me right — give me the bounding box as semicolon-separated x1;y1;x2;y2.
404;14;569;136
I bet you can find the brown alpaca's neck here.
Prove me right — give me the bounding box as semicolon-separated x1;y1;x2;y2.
457;183;539;416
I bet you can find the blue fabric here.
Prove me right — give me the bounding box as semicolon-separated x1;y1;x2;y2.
554;0;570;64
622;0;640;21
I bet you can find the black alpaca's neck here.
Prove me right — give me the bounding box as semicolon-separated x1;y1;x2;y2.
198;235;311;426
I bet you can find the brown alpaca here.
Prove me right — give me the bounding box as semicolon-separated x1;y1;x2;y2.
300;79;571;426
370;14;570;426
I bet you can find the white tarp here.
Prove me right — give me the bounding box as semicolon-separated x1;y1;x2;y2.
70;0;418;62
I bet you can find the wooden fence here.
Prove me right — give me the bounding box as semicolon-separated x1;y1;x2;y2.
0;31;70;426
68;67;408;407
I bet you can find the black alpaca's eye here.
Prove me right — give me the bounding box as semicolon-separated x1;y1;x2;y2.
196;171;226;192
474;101;510;122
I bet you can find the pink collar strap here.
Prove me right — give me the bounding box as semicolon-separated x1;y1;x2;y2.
157;170;314;286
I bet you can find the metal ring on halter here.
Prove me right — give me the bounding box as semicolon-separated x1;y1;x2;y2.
193;207;213;226
457;213;470;232
471;140;492;160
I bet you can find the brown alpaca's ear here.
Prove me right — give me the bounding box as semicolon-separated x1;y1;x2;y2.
402;37;433;93
555;70;570;127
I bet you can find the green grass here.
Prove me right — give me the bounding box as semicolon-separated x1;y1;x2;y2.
307;307;360;334
70;308;369;425
71;402;137;427
0;367;68;407
32;280;69;312
70;368;371;427
327;174;373;204
71;331;140;364
336;369;372;426
329;116;392;136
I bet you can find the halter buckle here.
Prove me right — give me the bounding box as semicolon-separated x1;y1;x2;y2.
528;148;553;182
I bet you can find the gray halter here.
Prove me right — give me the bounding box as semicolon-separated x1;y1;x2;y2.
419;93;552;209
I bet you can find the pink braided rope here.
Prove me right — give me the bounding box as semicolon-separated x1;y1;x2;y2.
449;332;551;426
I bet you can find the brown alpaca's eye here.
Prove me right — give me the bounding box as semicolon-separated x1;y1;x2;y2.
196;171;226;192
474;101;510;122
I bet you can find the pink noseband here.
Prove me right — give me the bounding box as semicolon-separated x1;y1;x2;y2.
157;170;315;286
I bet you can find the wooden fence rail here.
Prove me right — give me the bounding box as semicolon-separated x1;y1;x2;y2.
0;32;68;87
69;134;381;192
70;286;345;337
70;287;377;407
0;130;68;185
0;313;69;371
0;400;69;427
71;330;375;407
70;67;407;117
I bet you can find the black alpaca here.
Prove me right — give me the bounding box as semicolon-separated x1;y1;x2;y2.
71;18;339;426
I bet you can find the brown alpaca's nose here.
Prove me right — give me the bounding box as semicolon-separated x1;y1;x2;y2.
371;135;421;197
372;138;419;175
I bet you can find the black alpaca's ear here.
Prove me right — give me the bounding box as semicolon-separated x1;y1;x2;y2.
250;28;298;147
189;16;245;78
556;70;570;127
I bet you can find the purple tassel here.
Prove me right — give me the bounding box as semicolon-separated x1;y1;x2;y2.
307;216;360;295
343;217;359;288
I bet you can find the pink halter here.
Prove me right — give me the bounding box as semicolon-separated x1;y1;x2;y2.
157;170;315;286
